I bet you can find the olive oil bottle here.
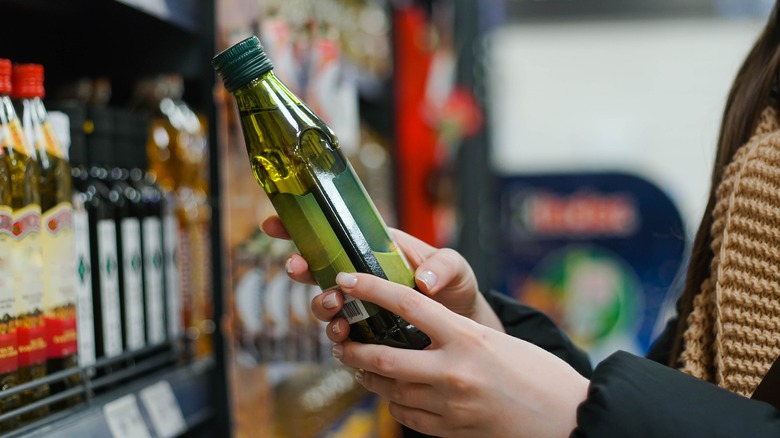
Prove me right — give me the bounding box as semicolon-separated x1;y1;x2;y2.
100;109;146;353
48;103;97;370
120;111;168;346
13;64;79;405
212;36;430;350
84;107;124;362
0;58;21;432
6;64;48;422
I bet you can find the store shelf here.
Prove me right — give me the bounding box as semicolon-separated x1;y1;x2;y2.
3;0;211;105
5;358;214;438
113;0;202;32
2;0;229;436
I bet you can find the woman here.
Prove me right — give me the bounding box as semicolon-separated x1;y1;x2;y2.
262;4;780;436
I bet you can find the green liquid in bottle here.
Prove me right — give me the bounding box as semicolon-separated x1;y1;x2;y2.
215;37;430;349
240;105;429;350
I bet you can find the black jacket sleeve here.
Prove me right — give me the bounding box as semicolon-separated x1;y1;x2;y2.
484;291;593;377
574;351;780;437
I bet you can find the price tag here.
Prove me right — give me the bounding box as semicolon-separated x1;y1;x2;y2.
103;394;152;438
139;381;187;438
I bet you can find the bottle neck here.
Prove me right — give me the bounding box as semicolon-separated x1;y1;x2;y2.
20;96;66;160
0;95;33;159
233;70;303;112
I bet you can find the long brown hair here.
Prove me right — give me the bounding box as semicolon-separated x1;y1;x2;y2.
670;3;780;365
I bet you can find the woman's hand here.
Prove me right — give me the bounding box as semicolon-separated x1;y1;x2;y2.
260;215;504;340
331;271;589;438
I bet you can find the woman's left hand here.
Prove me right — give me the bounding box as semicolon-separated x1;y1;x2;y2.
332;271;589;438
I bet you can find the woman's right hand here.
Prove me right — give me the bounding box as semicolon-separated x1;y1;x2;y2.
260;215;504;342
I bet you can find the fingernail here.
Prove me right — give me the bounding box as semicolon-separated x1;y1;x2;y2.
417;270;438;290
332;344;344;360
336;272;358;288
285;257;294;275
331;322;341;335
355;368;364;383
322;293;339;309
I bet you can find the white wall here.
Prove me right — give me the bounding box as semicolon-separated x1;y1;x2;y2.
487;18;766;237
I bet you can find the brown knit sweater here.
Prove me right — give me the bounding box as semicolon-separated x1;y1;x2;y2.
681;107;780;397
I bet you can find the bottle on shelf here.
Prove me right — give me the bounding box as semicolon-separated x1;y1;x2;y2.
98;108;146;354
47;104;97;371
12;63;80;407
7;63;49;422
0;58;21;432
130;75;212;360
83;106;124;363
212;36;430;350
115;108;167;347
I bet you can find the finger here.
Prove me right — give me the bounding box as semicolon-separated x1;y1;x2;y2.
356;370;444;414
389;228;438;269
335;272;466;344
413;248;475;296
387;402;448;438
260;216;291;239
311;290;344;321
326;319;350;343
336;341;441;383
285;254;316;285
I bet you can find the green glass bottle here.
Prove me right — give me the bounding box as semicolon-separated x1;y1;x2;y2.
13;63;80;408
212;36;430;350
0;58;21;431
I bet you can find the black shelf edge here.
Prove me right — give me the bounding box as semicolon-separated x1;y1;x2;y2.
5;359;215;438
113;0;201;32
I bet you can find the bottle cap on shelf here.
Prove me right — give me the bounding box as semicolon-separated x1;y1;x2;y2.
0;59;11;95
211;36;274;93
49;101;89;167
11;63;45;99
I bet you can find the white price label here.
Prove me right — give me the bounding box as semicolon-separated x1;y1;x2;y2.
103;394;151;438
139;381;186;438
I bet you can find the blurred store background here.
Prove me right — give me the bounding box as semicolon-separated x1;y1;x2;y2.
0;0;774;437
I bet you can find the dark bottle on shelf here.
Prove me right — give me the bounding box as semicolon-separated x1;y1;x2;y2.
8;64;49;422
212;37;430;350
90;107;147;354
12;64;80;406
83;107;124;362
115;109;167;347
0;58;21;432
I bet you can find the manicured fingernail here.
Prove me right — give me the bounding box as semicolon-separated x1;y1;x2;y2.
332;344;344;360
285;257;294;275
417;270;438;290
355;368;364;383
322;292;339;309
336;272;358;288
331;321;341;335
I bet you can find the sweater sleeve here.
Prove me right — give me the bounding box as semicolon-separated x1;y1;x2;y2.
574;351;780;437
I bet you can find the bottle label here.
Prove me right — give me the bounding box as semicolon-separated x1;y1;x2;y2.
73;196;96;367
13;205;46;366
97;219;123;357
339;294;371;324
41;120;65;158
163;212;182;338
42;202;78;358
0;206;17;374
143;217;165;344
5;119;29;155
121;218;145;351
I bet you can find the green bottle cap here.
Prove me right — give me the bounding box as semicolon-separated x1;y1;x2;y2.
212;36;274;93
